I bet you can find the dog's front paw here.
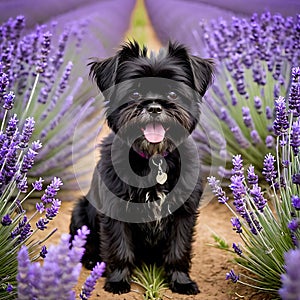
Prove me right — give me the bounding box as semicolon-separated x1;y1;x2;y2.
104;280;131;294
170;280;200;295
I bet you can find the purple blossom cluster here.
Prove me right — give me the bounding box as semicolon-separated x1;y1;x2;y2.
0;9;136;192
191;13;300;182
279;249;300;299
0;91;65;294
17;226;104;300
208;64;300;295
80;262;106;300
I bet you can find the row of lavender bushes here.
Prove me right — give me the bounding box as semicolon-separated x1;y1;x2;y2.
0;1;135;297
0;82;105;298
208;67;300;299
146;1;300;299
146;0;300;182
0;0;135;197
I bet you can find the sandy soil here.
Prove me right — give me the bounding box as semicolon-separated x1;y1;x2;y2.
35;194;271;300
32;2;273;300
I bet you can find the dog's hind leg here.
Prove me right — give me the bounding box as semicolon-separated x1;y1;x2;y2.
69;197;101;270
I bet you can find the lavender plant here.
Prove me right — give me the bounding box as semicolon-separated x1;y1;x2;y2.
0;101;64;298
17;225;106;300
194;12;300;181
0;15;106;194
279;248;300;299
208;67;300;298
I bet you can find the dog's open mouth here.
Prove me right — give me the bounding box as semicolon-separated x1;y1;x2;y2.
141;122;166;143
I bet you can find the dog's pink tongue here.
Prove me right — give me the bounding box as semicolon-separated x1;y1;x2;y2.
143;123;165;143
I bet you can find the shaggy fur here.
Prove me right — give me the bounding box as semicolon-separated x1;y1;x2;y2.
70;41;214;295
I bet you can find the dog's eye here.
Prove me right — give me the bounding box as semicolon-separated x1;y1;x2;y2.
130;91;142;100
167;91;177;100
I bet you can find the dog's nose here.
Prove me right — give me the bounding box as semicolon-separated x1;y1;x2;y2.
147;103;162;114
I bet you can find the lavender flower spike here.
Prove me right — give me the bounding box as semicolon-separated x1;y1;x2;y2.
207;176;228;204
262;153;277;183
290;120;300;156
80;262;106;300
273;96;289;136
19;117;35;148
279;249;300;300
41;177;63;204
291;195;300;210
247;165;258;185
17;246;32;300
231;217;242;233
226;269;239;283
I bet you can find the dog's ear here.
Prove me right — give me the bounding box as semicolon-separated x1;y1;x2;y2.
189;56;215;96
89;55;118;92
118;40;147;61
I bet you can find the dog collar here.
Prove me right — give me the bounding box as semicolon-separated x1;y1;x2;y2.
135;150;169;159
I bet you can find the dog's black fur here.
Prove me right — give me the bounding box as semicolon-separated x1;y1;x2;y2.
70;41;214;295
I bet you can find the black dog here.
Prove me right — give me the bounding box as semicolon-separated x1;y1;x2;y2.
70;41;214;295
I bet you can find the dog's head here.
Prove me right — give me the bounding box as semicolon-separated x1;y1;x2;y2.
90;41;214;157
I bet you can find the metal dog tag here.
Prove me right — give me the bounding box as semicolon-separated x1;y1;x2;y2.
152;158;168;185
156;171;167;185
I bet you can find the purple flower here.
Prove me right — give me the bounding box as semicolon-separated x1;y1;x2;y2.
32;177;44;191
242;107;253;128
80;262;106;300
41;177;63;204
45;199;61;220
250;184;267;212
279;249;300;299
288;219;299;232
0;70;9;94
1;214;12;226
266;106;273;120
232;154;244;177
16;174;28;193
250;130;262;145
17;226;90;299
288;66;300;116
291;195;300;210
17;246;31;299
20;148;38;173
247;165;258;185
36;218;49;231
243;211;262;235
232;243;242;256
31;140;42;151
273;96;289;136
36;202;45;213
6;284;13;293
230;174;246;215
230;126;250;148
5;114;18;137
3;91;15;110
40;245;48;259
265;135;274;148
36;31;52;74
290;120;300;156
19;117;35;148
254;96;262;113
262;153;277;183
207;176;228;203
292;173;300;185
226;269;239;283
231;217;242;233
11;215;32;243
